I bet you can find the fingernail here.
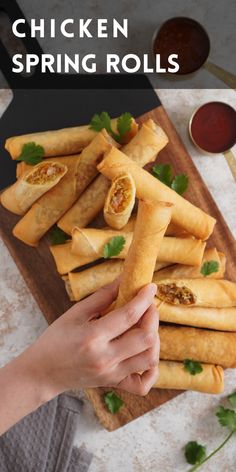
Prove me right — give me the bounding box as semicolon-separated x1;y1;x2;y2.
149;283;157;297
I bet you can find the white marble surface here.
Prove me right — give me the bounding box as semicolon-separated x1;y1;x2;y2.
0;87;236;472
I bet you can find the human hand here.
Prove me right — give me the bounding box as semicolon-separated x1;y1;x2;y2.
24;281;159;399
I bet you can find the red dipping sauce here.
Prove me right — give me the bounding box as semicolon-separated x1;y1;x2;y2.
190;102;236;153
153;17;210;75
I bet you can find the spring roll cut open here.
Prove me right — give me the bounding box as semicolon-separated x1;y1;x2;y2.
115;200;173;308
155;279;236;307
57;119;169;235
64;260;171;299
12;131;116;246
97;148;216;240
159;325;236;368
5;117;138;160
154;361;224;394
103;173;136;229
156;300;236;331
1;161;67;215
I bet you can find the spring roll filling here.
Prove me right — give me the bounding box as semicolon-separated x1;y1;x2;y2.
109;177;132;213
26;163;65;185
157;283;196;305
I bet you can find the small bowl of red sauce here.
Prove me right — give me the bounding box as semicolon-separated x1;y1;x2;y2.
189;102;236;154
152;17;210;75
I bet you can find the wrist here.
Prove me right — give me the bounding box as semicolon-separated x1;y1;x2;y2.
14;345;61;407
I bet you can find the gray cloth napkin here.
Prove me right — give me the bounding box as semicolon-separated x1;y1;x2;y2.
0;394;93;472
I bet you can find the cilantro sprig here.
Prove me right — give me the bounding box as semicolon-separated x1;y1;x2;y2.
152;163;188;195
16;142;44;165
200;260;219;277
103;236;126;259
184;359;203;376
90;111;132;143
184;394;236;471
104;391;124;414
49;226;70;245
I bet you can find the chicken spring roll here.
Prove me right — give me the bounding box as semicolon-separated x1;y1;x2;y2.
58;175;111;233
1;161;67;215
65;260;124;301
13;131;116;246
6;117;138;160
49;241;95;274
154;361;224;394
16;162;31;179
121;118;169;163
103;173;136;229
50;218;138;275
154;248;225;281
57;119;169;235
115;200;172;308
64;256;171;300
97;148;216;240
159;325;236;368
155;279;236;307
71;227;206;266
156;300;236;331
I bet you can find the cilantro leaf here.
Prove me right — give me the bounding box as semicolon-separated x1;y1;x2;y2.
90;111;113;135
90;111;133;143
152;163;188;195
117;112;132;142
200;260;219;277
103;236;126;258
49;226;70;246
184;359;203;376
104;391;124;414
185;441;206;466
152;163;173;186
216;406;236;431
171;174;189;195
16;142;44;165
228;392;236;408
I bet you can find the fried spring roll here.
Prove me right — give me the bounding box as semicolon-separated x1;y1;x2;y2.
57;119;169;234
12;131;116;246
63;260;170;299
154;248;225;281
50;218;139;275
121;119;169;164
71;227;206;266
115;200;172;307
58;175;111;233
6;117;138;160
97;148;216;240
49;241;93;274
103;173;136;229
159;325;236;368
66;260;124;301
156;300;236;331
156;279;236;307
154;361;224;394
1;161;67;215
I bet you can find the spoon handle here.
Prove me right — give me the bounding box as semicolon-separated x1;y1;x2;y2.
223;150;236;182
203;61;236;90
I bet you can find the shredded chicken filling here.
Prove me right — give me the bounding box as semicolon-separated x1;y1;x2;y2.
26;163;64;185
157;283;196;305
109;178;132;213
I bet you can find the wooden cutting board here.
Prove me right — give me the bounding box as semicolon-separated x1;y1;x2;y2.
0;105;235;431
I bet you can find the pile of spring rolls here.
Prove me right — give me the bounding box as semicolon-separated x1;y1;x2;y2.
2;115;236;395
